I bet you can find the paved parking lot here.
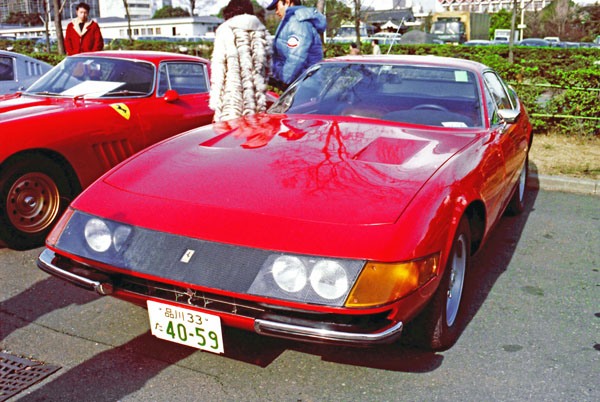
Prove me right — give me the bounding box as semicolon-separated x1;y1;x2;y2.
1;189;599;401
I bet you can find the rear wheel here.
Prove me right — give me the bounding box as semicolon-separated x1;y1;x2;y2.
506;156;528;216
409;216;471;350
0;156;73;250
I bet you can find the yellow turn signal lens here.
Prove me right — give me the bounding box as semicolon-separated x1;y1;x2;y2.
345;253;439;308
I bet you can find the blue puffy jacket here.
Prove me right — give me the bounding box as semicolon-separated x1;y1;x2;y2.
272;6;327;85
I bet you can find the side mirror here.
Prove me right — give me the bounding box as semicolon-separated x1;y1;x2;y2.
498;109;520;124
163;89;179;103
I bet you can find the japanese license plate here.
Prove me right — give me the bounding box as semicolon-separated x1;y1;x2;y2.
147;300;224;354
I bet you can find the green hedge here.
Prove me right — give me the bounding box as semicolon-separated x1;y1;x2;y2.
4;38;598;136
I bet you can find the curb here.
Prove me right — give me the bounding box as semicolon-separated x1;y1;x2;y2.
527;171;600;196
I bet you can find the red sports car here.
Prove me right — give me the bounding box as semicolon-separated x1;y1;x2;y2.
39;56;532;353
1;51;213;249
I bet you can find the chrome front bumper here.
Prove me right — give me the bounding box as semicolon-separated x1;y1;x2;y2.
37;248;113;295
254;318;403;345
39;248;403;346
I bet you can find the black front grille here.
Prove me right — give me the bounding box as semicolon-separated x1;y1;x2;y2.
49;252;395;337
118;275;265;318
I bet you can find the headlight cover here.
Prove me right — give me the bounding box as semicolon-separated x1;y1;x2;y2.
84;218;112;252
54;210;134;267
248;253;365;307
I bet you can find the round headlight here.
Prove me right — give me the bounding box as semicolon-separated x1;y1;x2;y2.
112;225;132;252
310;260;348;300
272;256;307;293
84;218;112;252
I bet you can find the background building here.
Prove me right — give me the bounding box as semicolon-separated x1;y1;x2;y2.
0;0;101;19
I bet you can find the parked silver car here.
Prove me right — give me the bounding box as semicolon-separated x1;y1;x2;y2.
0;50;52;95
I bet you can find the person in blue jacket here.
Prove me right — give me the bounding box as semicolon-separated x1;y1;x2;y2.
266;0;326;91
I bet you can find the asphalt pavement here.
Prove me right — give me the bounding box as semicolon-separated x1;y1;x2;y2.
1;188;599;401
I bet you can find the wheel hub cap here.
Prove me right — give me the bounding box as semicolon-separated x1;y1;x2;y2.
6;172;60;234
446;234;466;327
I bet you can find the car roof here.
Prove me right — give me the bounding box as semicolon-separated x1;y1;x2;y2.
0;49;51;64
74;50;208;64
327;54;488;73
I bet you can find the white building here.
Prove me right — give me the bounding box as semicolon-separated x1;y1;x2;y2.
0;15;222;40
99;0;153;19
438;0;550;12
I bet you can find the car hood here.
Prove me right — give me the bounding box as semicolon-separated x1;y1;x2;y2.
0;95;73;121
103;114;478;226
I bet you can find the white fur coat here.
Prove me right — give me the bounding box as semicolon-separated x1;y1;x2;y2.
209;14;271;122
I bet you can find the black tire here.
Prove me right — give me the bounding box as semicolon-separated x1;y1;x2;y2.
0;156;74;250
409;216;471;350
505;156;528;216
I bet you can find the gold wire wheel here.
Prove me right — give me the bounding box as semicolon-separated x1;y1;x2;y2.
6;172;60;234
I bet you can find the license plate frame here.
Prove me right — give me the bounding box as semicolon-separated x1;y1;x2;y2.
147;300;224;354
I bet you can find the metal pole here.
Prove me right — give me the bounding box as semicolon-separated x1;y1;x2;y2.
386;18;404;55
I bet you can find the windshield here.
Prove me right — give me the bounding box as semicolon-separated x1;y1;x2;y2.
336;26;368;37
25;56;155;98
431;21;464;35
269;62;483;128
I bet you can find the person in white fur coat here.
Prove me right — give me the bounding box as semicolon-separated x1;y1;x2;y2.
209;0;271;122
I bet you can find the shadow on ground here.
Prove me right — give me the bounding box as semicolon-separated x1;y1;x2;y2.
8;187;540;400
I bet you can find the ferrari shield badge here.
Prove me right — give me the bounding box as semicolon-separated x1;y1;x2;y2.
110;103;131;120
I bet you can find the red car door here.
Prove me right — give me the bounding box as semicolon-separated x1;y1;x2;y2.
483;72;529;206
140;61;214;146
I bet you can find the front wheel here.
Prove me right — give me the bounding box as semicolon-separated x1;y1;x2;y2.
409;216;471;350
0;156;74;250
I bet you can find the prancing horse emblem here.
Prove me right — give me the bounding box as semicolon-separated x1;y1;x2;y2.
180;249;195;263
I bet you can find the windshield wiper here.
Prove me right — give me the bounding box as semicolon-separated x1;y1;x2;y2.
28;91;64;96
104;89;148;96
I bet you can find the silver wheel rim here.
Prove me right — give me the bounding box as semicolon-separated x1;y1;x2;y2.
446;234;466;327
517;162;526;203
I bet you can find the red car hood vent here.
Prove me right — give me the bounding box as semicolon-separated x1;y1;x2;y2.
105;116;471;225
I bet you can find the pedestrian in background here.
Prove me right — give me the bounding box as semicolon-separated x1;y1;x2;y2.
266;0;326;91
372;39;381;55
209;0;271;122
349;42;360;55
64;2;103;55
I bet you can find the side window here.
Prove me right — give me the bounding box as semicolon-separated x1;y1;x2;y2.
0;56;15;81
157;62;208;97
157;64;169;97
483;71;513;110
482;81;500;126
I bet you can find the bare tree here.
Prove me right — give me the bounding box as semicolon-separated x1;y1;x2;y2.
508;0;534;64
351;0;362;43
39;0;51;52
52;0;66;54
123;0;132;41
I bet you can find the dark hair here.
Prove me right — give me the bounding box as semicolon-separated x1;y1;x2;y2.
290;0;302;5
76;2;90;12
350;42;358;48
373;39;379;45
223;0;254;20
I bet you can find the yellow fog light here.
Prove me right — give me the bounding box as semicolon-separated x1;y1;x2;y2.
345;253;439;308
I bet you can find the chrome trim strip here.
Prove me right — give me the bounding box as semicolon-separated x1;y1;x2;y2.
254;318;403;345
37;249;102;292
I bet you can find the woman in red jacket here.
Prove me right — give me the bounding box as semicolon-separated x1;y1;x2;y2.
64;2;103;55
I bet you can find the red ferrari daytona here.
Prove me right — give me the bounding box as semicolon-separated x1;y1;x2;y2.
39;55;532;352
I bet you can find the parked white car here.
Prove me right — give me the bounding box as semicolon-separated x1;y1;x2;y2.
0;50;52;95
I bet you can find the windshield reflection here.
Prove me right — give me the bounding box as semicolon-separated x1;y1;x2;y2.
269;62;483;128
25;56;155;98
